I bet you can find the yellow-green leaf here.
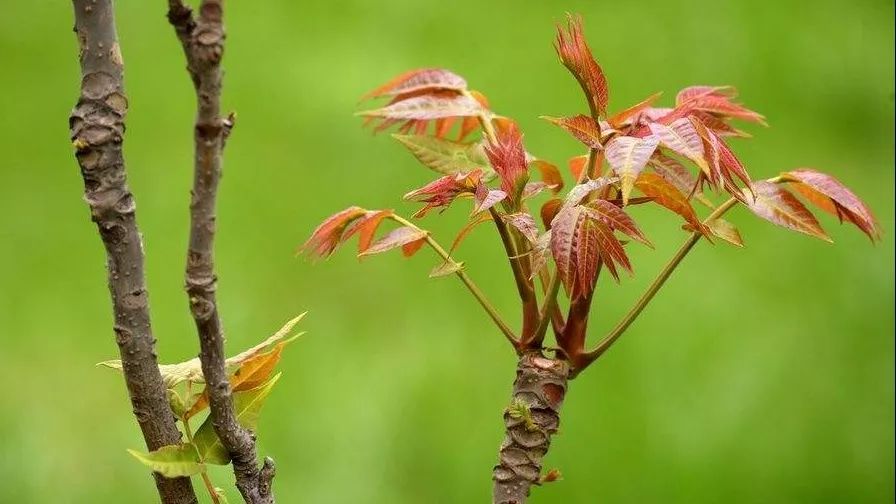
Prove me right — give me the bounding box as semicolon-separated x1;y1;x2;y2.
429;261;464;278
127;444;204;478
214;488;231;504
393;134;493;179
193;373;282;465
186;334;300;420
706;218;744;247
97;313;305;388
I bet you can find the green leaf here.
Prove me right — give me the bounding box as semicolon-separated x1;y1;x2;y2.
706;218;744;247
193;373;282;465
393;134;494;180
98;314;306;388
167;388;187;418
214;488;231;504
127;444;204;478
98;359;205;389
429;261;464;278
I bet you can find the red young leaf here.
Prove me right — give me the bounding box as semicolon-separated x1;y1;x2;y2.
590;217;632;283
555;15;610;117
342;209;394;253
565;177;618;208
642;107;675;122
472;185;507;216
675;85;766;124
358;94;483;121
635;172;704;231
783;169;880;241
745;181;831;242
583;199;651;246
648;152;707;204
541;198;563;230
790;182;877;241
522;181;550;200
404;171;481;217
302;206;368;259
529;230;553;279
550;205;585;294
575;214;602;293
568;155;589;181
360;226;429;256
675;86;736;106
434;117;457;138
401;237;427;257
458;118;479;142
503;212;539;243
608;91;663;127
648;118;708;172
690;110;750;138
362;68;467;101
604;135;660;204
457;90;491;141
790;182;839;215
690;116;751;197
484;123;529;205
687;94;766;125
529;159;564;194
550;204;632;296
541;115;602;148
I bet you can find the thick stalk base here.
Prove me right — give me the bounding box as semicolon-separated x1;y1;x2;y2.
492;353;569;504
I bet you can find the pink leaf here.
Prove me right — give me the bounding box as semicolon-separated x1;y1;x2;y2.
648;119;707;172
555;15;610;116
604;135;660;205
542;115;603;148
745;181;831;242
358;94;483;121
362;68;468;100
360;227;429;257
503;213;539;243
783;169;880;241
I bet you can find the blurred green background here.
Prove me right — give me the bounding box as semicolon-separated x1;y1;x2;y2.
0;0;893;502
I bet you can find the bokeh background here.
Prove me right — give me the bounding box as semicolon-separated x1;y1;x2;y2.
0;1;893;502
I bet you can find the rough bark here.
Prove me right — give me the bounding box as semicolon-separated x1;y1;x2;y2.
493;353;569;504
166;1;275;502
69;1;198;502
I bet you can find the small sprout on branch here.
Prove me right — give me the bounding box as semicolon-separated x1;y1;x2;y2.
506;398;539;432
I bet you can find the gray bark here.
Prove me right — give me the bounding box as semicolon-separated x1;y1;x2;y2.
166;1;275;502
69;1;198;502
493;353;569;504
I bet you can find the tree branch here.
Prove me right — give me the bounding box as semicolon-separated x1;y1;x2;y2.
69;1;197;502
166;1;275;502
580;197;742;370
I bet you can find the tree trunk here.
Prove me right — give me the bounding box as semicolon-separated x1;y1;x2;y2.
69;1;197;502
492;353;569;504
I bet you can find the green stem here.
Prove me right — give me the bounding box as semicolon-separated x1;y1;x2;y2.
526;268;561;349
183;413;220;504
582;148;600;183
489;209;539;339
391;215;519;347
463;90;498;144
584;197;740;364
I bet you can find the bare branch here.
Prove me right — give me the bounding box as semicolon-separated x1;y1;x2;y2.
166;0;275;501
69;1;197;502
